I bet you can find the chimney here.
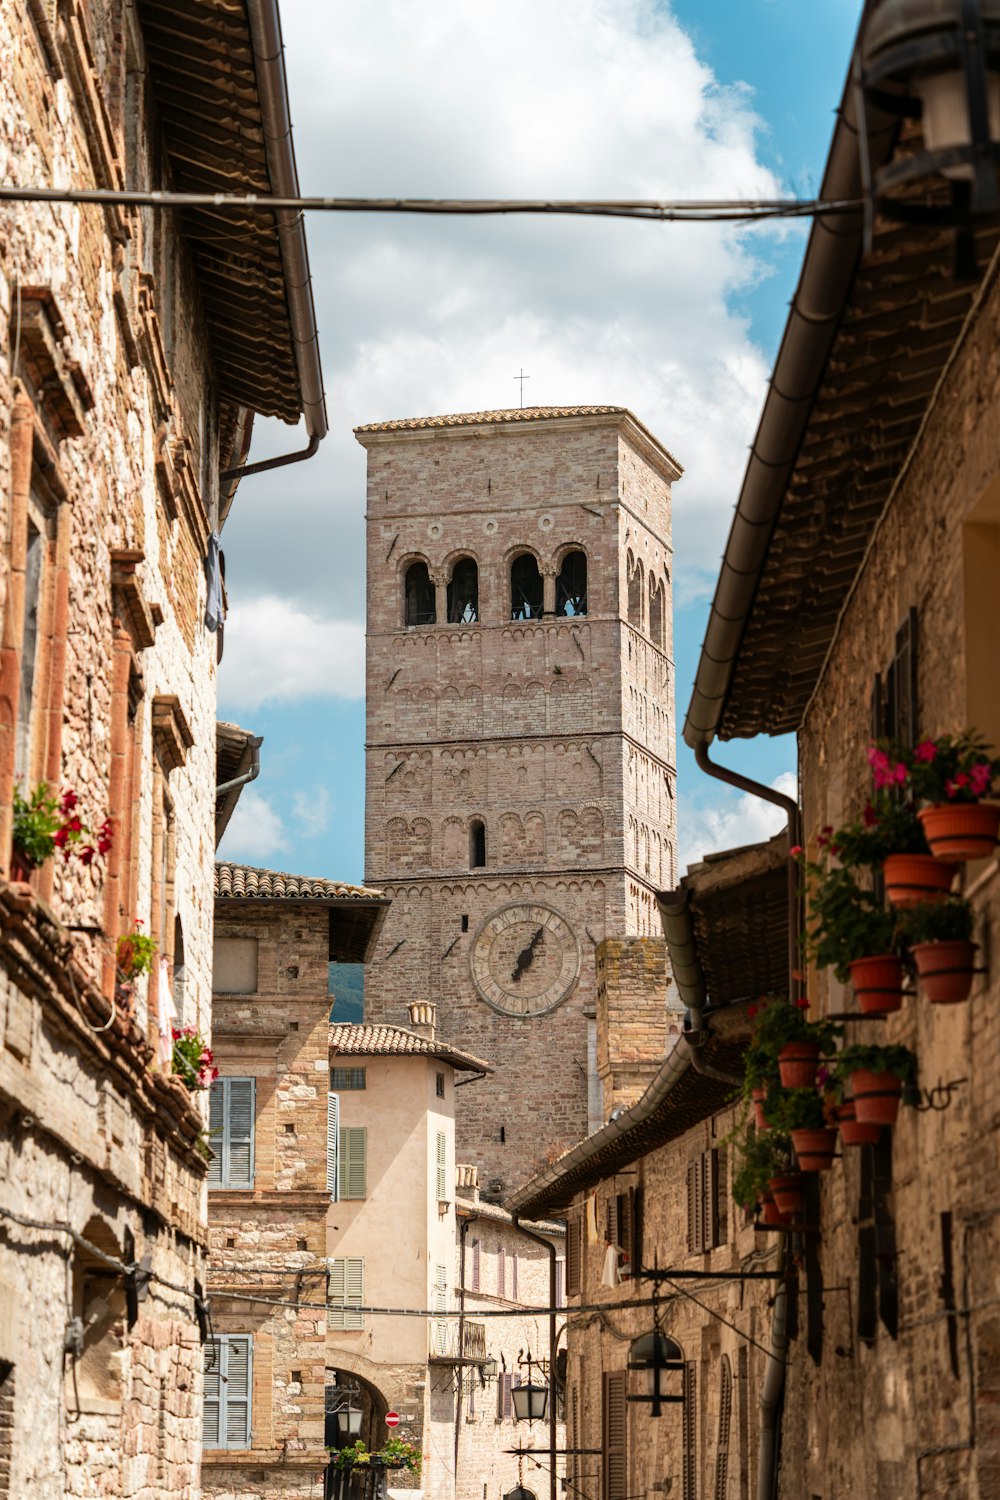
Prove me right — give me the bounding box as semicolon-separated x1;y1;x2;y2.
456;1164;479;1202
408;1000;437;1040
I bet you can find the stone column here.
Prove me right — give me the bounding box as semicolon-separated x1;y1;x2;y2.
430;568;448;626
541;562;558;617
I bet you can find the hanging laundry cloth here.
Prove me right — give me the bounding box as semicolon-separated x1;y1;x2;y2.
204;531;224;632
601;1242;624;1289
157;955;176;1069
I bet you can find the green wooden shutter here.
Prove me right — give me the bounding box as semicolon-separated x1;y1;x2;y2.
225;1079;255;1188
436;1130;447;1200
329;1257;365;1331
339;1126;367;1200
207;1084;224;1188
326;1093;340;1200
203;1340;221;1446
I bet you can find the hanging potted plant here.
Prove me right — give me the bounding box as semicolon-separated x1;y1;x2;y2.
834;1097;881;1147
901;898;977;1003
11;784;112;880
865;752;958;904
800;853;903;1013
764;1088;838;1171
903;732;1000;861
742;1005;782;1128
731;1127;795;1225
748;999;840;1091
831;1044;916;1127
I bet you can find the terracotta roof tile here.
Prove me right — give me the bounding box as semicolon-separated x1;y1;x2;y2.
329;1023;490;1074
215;862;385;903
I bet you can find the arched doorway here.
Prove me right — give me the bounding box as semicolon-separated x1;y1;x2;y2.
325;1368;389;1452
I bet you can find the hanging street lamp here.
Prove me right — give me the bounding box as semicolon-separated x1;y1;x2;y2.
626;1292;685;1421
511;1351;550;1423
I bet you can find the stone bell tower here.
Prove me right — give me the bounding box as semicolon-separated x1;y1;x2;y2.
356;406;679;1193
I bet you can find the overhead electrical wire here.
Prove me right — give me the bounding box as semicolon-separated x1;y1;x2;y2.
0;183;864;224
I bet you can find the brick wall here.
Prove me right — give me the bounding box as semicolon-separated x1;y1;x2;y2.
595;938;675;1112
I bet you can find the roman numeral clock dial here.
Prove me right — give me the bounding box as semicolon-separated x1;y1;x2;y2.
471;903;581;1017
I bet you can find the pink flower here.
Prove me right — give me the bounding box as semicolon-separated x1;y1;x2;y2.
915;741;938;763
789;845;803;858
891;762;908;786
863;801;879;827
970;763;992;796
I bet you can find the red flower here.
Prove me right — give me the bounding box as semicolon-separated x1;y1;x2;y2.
789;844;803;858
54;827;69;848
747;1003;758;1019
59;790;79;813
78;845;95;865
795;996;810;1010
862;800;879;827
915;741;938;763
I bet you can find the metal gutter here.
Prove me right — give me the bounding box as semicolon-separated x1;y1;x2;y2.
243;0;327;447
683;34;895;751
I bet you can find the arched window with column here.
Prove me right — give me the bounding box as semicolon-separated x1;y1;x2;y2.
404;561;436;626
510;553;544;620
648;574;664;648
469;819;486;868
447;557;479;623
627;554;643;630
556;550;587;616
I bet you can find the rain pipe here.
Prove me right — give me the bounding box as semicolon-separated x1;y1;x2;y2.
510;1216;558;1500
221;0;328;484
756;1282;789;1500
215;735;263;798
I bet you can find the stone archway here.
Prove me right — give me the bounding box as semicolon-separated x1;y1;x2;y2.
325;1367;390;1452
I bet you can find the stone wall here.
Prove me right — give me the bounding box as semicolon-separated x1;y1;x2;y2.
595;937;674;1113
784;235;1000;1500
360;412;678;1191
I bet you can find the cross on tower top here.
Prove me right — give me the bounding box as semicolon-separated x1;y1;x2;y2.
514;369;530;407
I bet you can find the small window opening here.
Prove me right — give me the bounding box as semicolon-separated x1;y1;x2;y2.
470;820;486;868
461;914;469;932
447;557;479;623
556;551;587;617
436;1072;446;1098
511;553;544;620
284;1123;295;1134
172;915;185;1024
405;561;436;626
297;1239;307;1252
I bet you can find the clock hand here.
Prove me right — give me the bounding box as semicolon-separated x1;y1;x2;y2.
511;928;545;982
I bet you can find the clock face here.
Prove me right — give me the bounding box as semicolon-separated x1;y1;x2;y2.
471;903;581;1017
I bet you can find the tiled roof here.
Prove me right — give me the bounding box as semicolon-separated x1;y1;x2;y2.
215;863;385;903
354;405;682;472
329;1023;490;1075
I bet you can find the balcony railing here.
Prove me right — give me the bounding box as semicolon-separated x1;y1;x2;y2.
429;1318;487;1363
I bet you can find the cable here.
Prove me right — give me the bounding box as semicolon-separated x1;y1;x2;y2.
657;1275;783;1364
0;183;864;224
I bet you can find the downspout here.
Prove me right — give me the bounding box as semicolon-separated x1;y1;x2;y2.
220;430;320;483
455;1218;472;1490
756;1282;789;1500
216;735;263;798
693;742;801;1003
511;1216;558;1500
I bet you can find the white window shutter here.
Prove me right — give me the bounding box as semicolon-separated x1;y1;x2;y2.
436;1130;447;1200
433;1263;448;1355
339;1127;367;1200
224;1336;252;1448
203;1340;221;1446
328;1257;347;1330
326;1093;340;1200
225;1079;255;1188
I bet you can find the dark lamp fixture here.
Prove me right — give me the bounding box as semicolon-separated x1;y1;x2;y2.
859;0;1000;232
627;1330;685;1420
511;1380;549;1424
503;1487;538;1500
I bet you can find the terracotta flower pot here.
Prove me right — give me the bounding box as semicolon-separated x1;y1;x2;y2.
8;847;34;883
752;1087;769;1131
848;954;904;1014
777;1041;822;1090
919;803;1000;862
849;1069;902;1126
836;1100;881;1147
790;1126;837;1171
756;1194;789;1228
911;939;978;1003
768;1173;804;1215
883;853;957;908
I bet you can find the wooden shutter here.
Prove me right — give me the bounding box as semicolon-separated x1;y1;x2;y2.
887;608;919;748
606;1196;618;1247
570;1383;580;1495
712;1356;732;1500
203;1339;221;1446
436;1130;447;1200
207;1083;224;1187
511;1252;518;1300
602;1370;627;1500
328;1257;365;1331
703;1150;720;1252
566;1215;582;1296
687;1160;703;1253
471;1238;480;1292
682;1363;697;1500
339;1126;367;1200
497;1246;506;1298
224;1079;255;1188
326;1093;340;1200
499;1371;516;1420
433;1263;448;1355
632;1187;644;1277
555;1259;564;1308
223;1335;252;1448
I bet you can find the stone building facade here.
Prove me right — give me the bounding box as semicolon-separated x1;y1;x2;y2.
207;863;387;1500
357;407;680;1193
0;0;323;1492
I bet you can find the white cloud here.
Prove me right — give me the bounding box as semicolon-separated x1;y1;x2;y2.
217;596;365;712
217;788;290;864
678;770;797;873
222;0;788;621
292;786;332;836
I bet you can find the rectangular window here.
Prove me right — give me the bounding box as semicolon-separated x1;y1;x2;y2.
330;1067;366;1091
686;1150;723;1254
436;1072;445;1098
436;1130;447;1201
328;1257;365;1330
497;1246;506;1298
566;1214;582;1296
326;1093;339;1201
470;1238;481;1293
606;1190;638;1278
498;1372;521;1422
339;1127;367;1200
602;1370;627;1500
203;1335;252;1449
207;1078;255;1189
213;937;258;995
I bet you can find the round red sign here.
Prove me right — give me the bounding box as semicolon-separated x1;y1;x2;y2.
385;1411;400;1428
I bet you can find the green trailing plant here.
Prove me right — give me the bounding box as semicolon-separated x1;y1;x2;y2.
329;1439;422;1473
801;865;899;982
831;1044;916;1084
747;998;842;1056
802;794;929;873
116;919;158;979
878;731;1000;806
900;897;975;945
763;1088;831;1132
171;1026;218;1090
12;784;113;868
731;1127;792;1210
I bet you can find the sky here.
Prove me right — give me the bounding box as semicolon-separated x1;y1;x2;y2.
216;0;864;883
